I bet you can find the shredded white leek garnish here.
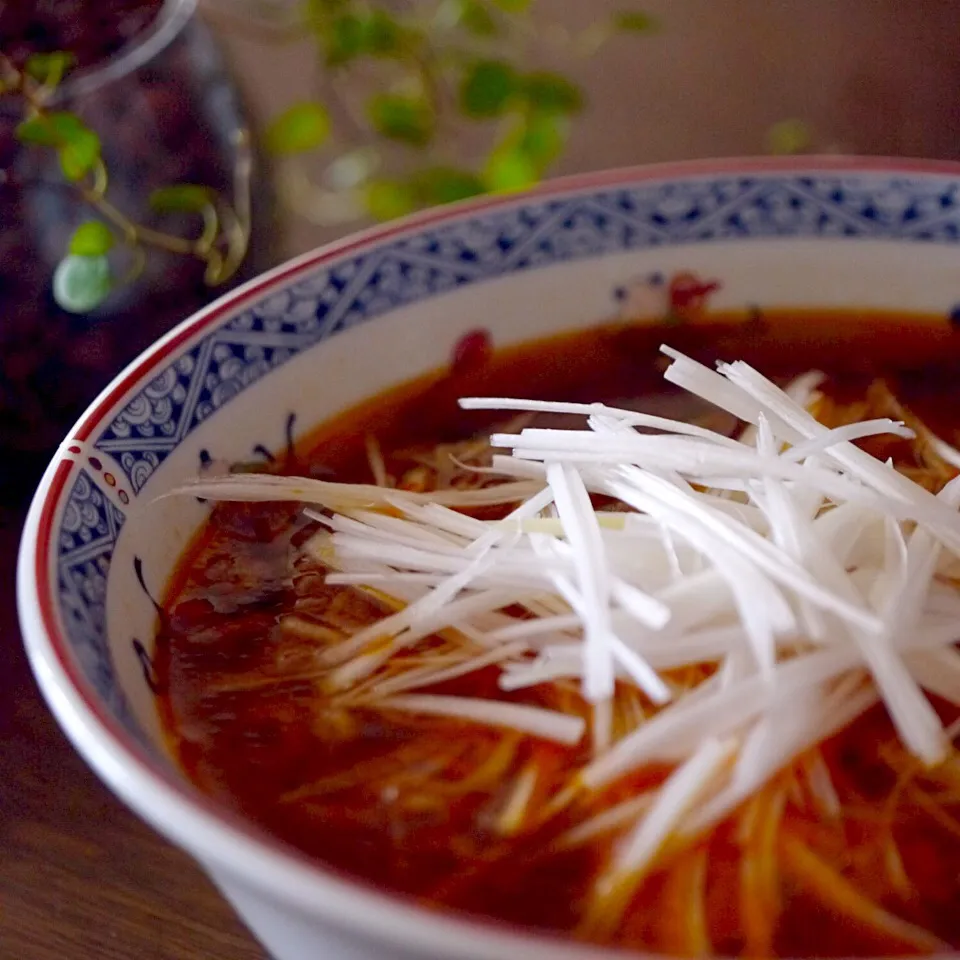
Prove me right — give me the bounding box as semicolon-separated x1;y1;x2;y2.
164;346;960;896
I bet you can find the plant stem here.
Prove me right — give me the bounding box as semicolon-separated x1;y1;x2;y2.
79;187;195;255
3;53;251;286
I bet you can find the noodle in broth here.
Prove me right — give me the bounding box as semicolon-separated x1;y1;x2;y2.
156;311;960;957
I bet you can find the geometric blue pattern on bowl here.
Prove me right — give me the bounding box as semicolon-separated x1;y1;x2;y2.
92;175;960;494
51;168;960;741
55;469;143;734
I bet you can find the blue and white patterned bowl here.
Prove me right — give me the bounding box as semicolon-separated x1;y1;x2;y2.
18;158;960;960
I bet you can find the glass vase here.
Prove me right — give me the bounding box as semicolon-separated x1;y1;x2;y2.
0;0;272;503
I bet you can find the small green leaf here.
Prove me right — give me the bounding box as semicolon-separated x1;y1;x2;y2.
483;109;566;191
483;147;538;193
362;179;417;221
520;71;584;114
765;118;814;155
25;51;76;87
412;167;486;206
149;184;217;213
324;13;365;65
53;255;112;313
367;93;434;147
518;110;568;169
16;111;101;179
460;60;517;118
15;116;60;146
363;9;404;56
265;102;332;155
320;9;411;63
612;11;659;32
491;0;531;11
456;0;499;35
58;128;101;181
15;111;85;147
68;221;114;257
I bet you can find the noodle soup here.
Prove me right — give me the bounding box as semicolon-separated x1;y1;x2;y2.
156;310;960;957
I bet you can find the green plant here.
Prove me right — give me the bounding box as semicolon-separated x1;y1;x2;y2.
764;118;815;155
260;0;657;223
1;52;252;313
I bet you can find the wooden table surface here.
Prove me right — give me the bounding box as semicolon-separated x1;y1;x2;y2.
0;512;265;960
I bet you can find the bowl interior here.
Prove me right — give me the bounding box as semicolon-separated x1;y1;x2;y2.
21;158;960;956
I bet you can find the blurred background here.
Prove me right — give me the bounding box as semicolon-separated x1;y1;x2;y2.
211;0;960;259
4;0;960;505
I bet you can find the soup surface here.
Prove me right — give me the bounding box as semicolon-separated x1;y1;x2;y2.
156;310;960;957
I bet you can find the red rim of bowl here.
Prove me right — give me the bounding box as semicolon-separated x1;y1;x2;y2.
19;156;960;960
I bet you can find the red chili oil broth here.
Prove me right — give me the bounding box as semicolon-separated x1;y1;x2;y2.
155;309;960;956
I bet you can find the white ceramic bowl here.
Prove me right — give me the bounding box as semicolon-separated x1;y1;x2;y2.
19;158;960;960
